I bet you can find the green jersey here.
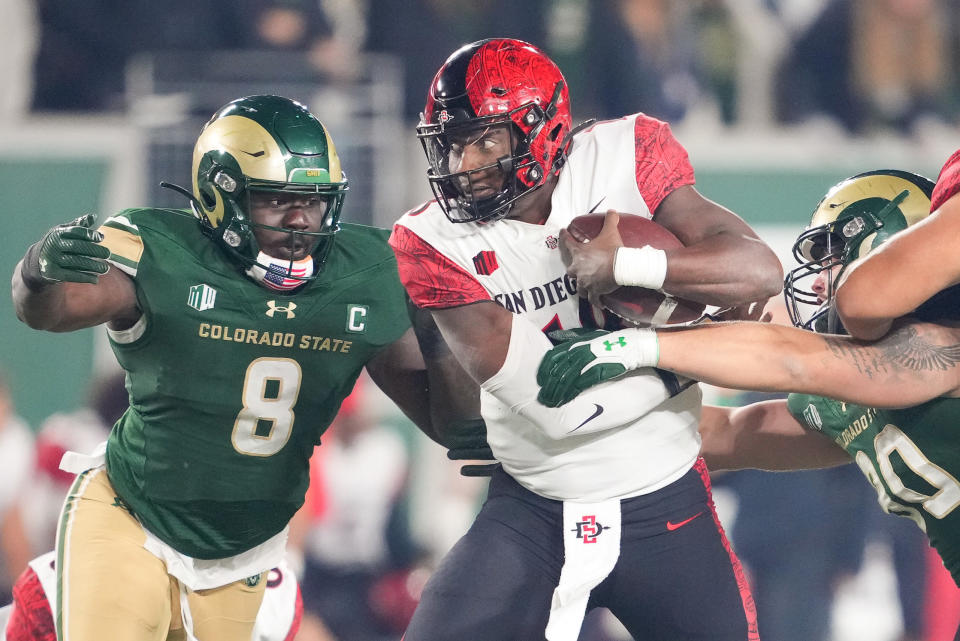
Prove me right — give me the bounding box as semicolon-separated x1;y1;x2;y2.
787;392;960;584
98;208;411;559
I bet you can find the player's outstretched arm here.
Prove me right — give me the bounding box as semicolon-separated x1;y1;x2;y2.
433;302;684;440
11;214;138;332
836;190;960;340
405;302;482;438
538;319;960;408
402;303;496;475
366;327;433;435
699;402;850;472
655;319;960;408
651;186;783;307
367;320;497;476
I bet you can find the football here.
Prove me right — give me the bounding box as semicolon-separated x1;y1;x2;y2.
566;213;706;325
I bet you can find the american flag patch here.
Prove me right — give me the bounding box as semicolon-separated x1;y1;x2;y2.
472;250;499;276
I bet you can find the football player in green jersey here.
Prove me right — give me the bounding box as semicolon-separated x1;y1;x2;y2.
10;95;440;641
537;170;960;599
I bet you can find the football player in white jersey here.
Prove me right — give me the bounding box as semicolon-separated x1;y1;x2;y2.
390;38;782;641
0;552;303;641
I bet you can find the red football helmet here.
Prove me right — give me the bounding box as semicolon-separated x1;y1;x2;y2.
417;38;573;223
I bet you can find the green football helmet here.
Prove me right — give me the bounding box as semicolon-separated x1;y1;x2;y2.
190;95;349;287
784;169;934;332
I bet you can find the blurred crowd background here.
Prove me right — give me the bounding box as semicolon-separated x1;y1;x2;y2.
2;1;960;640
7;0;960;134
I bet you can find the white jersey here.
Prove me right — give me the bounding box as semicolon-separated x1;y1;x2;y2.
392;113;703;501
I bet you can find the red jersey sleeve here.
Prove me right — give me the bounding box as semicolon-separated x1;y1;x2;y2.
932;149;960;211
633;115;696;214
389;224;491;309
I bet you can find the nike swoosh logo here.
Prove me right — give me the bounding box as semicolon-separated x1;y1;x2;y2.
666;511;704;531
570;404;604;432
587;196;607;213
241;149;265;157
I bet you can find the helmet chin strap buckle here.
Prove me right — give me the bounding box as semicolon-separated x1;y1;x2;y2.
222;229;242;247
213;170;238;193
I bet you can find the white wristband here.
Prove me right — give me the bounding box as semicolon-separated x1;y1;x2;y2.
614;246;667;290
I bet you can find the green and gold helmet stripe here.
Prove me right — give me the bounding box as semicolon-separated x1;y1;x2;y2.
810;170;932;229
193;115;289;184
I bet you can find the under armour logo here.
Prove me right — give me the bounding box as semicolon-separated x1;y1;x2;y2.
266;300;297;318
571;515;609;544
603;337;627;351
438;109;454;124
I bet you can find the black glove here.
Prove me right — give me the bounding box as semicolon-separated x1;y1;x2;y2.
21;214;110;291
443;418;499;477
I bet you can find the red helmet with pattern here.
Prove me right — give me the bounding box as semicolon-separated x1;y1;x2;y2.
417;38;573;223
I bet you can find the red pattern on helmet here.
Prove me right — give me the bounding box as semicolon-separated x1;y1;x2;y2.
932;148;960;211
633;115;696;214
389;225;491;309
465;39;572;175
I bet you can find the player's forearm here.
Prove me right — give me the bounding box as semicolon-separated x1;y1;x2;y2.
699;403;850;472
837;199;960;339
657;320;960;408
655;322;817;395
11;259;71;331
662;233;782;307
406;305;482;443
423;361;483;446
13;262;137;333
835;253;918;340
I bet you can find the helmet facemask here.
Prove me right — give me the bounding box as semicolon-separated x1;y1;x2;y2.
196;158;346;290
419;116;543;223
186;95;349;291
784;169;934;333
783;225;848;332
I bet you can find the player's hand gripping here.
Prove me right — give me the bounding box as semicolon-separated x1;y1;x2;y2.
560;210;623;304
20;214;110;291
536;327;659;407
